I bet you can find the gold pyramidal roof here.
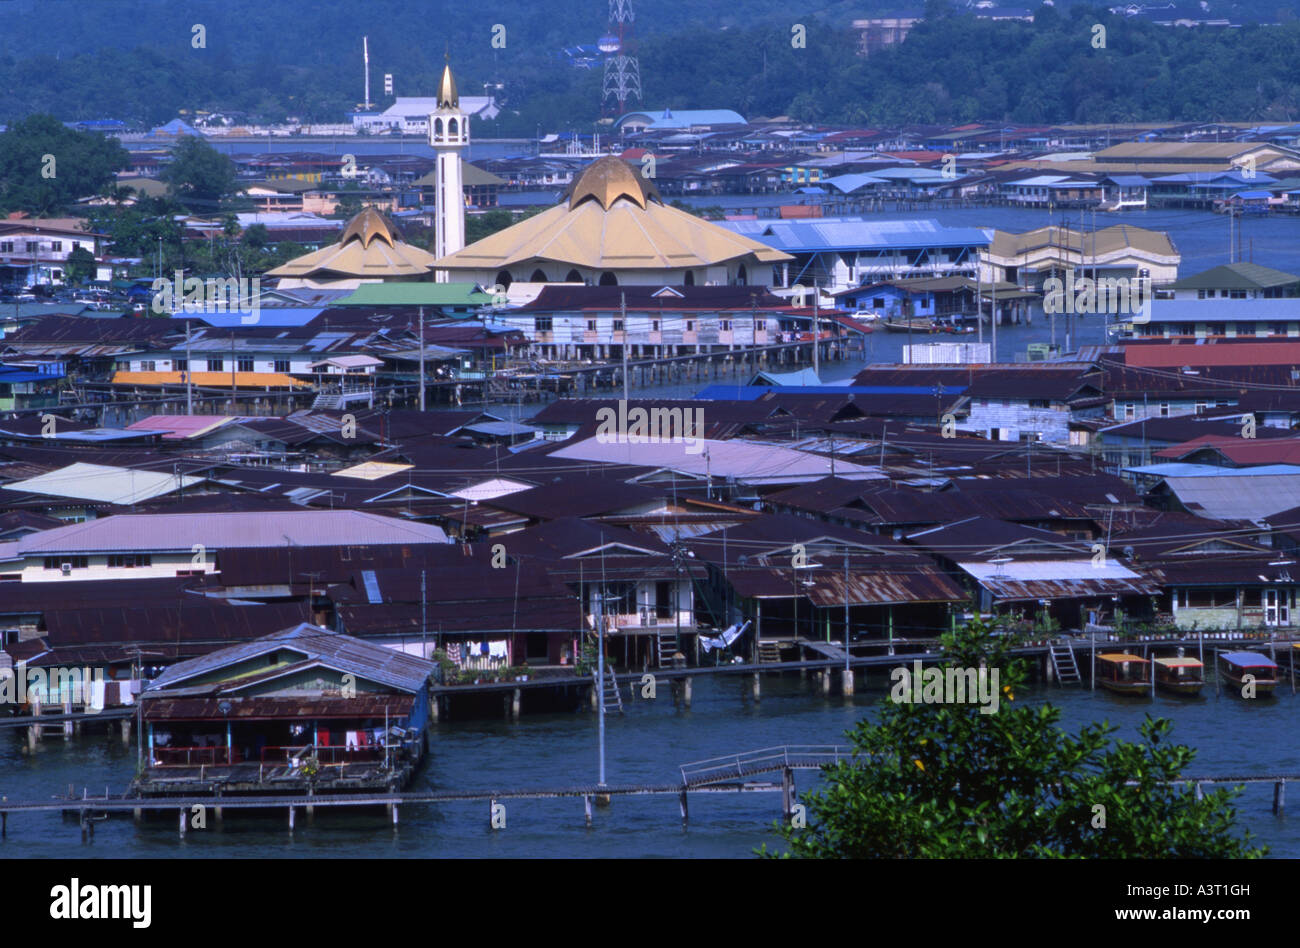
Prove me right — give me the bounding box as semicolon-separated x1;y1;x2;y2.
436;63;459;110
435;156;792;272
267;207;439;281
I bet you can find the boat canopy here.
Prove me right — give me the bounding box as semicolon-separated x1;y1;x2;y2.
1098;652;1148;663
1153;656;1203;668
1221;651;1278;668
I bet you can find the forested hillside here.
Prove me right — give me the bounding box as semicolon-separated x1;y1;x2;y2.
0;0;1296;128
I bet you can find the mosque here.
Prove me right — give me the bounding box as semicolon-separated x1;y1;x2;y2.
270;61;788;291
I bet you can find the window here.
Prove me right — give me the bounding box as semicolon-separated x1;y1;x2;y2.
108;554;152;568
652;320;659;331
274;359;290;373
534;316;552;332
613;320;624;331
51;241;61;252
207;358;224;372
175;358;188;371
26;241;37;253
686;321;695;331
237;357;254;373
1197;289;1208;300
44;556;88;571
720;320;731;331
0;241;12;253
587;320;597;332
140;361;156;372
1159;403;1170;418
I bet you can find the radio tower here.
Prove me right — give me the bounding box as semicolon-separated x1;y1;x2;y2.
600;0;641;118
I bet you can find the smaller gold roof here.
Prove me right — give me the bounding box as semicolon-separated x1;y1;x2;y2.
339;207;399;249
436;63;459;110
565;156;660;211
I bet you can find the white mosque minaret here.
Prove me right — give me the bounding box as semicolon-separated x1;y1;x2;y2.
429;57;467;282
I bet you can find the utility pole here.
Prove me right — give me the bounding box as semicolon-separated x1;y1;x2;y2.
843;547;850;676
620;291;629;400
421;570;428;659
418;306;426;412
812;282;820;378
185;319;193;415
990;273;998;362
596;571;607;788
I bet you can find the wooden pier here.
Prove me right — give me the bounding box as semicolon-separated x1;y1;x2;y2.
2;742;1295;842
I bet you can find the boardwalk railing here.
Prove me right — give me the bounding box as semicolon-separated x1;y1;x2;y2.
680;745;852;787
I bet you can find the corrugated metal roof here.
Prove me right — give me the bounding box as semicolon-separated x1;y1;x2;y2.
717;218;991;252
15;510;449;555
146;623;434;694
2;462;204;505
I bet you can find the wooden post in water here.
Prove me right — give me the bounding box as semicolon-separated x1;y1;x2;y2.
584;794;592;826
288;806;295;832
1090;631;1096;691
751;672;761;702
682;677;692;707
679;790;689;827
781;767;795;823
1215;648;1221;697
1274;779;1285;815
179;808;187;837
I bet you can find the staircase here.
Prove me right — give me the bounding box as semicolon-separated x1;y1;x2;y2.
312;392;343;410
656;631;679;668
1048;640;1081;685
758;641;782;664
592;665;625;714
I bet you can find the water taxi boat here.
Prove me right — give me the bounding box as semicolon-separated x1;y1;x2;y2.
1095;653;1151;695
1219;651;1278;695
1152;655;1204;696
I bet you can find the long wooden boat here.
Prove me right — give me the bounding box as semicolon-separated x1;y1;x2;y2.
1096;652;1151;696
1152;655;1204;696
881;317;941;333
1219;651;1278;695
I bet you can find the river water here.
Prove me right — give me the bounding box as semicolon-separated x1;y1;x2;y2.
3;672;1297;858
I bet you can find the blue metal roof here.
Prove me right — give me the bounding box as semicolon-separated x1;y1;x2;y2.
1124;462;1300;477
170;307;324;328
716;218;991;253
694;384;966;400
1221;651;1277;667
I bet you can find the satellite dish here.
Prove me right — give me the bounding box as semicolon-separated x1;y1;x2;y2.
598;33;621;53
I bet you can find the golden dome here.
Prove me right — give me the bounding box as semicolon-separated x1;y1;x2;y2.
436;63;459;110
339;207;399;248
564;156;661;211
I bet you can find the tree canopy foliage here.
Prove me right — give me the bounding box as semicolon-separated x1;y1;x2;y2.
767;617;1267;858
0;1;1295;130
157;135;237;211
0;114;129;214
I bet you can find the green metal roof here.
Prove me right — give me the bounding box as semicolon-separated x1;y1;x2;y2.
1168;262;1300;291
335;283;493;307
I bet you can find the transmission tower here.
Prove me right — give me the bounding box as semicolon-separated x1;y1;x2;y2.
600;0;641;118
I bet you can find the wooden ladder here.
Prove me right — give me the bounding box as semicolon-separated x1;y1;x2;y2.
593;665;625;714
758;641;782;664
656;631;679;668
1049;640;1082;685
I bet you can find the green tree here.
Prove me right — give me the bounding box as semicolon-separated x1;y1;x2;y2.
0;114;129;214
158;135;236;211
63;245;96;286
767;617;1266;858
